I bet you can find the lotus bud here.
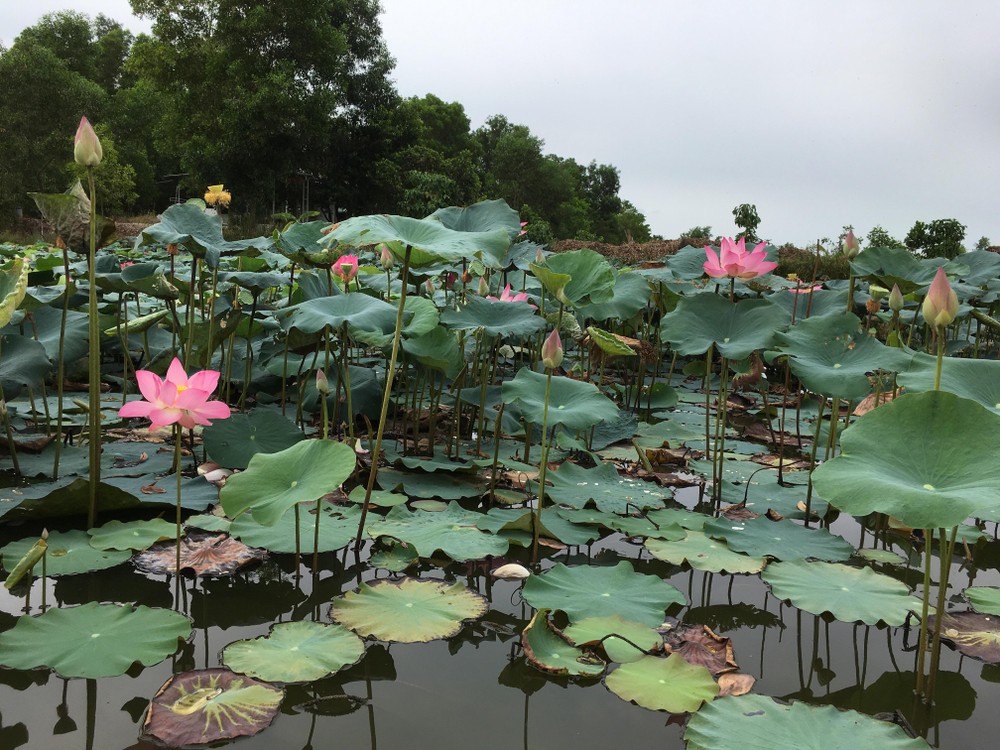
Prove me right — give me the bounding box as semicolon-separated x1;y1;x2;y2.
865;298;881;315
55;236;66;251
517;221;528;237
492;562;531;580
166;243;179;256
535;248;546;265
316;369;329;395
444;272;457;290
888;284;904;312
541;328;563;369
379;244;394;271
461;269;473;284
478;277;490;297
424;279;435;296
841;228;860;259
41;528;48;540
74;117;103;167
922;266;959;329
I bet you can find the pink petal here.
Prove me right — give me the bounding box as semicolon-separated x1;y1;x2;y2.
118;400;153;419
174;387;211;410
148;406;182;429
704;248;726;277
158;381;179;407
165;358;189;389
135;370;163;403
187;369;221;394
195;400;232;422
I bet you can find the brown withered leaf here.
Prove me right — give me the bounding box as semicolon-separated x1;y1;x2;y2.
765;509;784;522
853;388;903;417
133;531;266;577
663;624;738;676
141;484;168;495
721;504;759;521
717;672;756;697
645;447;696;466
751;453;812;471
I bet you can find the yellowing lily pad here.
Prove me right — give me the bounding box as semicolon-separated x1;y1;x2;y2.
645;531;766;574
222;621;365;683
606;654;719;713
521;609;606;678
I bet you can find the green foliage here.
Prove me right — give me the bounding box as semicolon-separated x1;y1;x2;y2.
732;203;761;242
67;124;137;214
976;235;991;251
866;225;905;249
774;244;851;280
905;218;967;259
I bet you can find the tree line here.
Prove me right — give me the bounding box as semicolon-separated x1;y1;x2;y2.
0;2;652;244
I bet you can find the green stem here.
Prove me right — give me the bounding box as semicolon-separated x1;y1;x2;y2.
933;328;945;391
532;368;554;566
53;245;71;478
86;167;100;528
915;527;934;697
174;424;183;578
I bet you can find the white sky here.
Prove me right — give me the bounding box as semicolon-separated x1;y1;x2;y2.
4;0;999;247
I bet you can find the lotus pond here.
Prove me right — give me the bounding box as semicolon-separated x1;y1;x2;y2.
1;199;1000;749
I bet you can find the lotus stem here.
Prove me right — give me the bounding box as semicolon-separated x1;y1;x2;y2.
926;525;958;699
915;528;934;696
532;368;555;566
53;243;71;478
933;329;945;391
86;167;101;528
803;396;826;527
173;424;183;604
341;323;355;442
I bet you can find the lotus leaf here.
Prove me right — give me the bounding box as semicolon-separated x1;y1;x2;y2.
2;529;129;576
369;542;419;572
529;248;616;307
812;391;1000;528
230;505;363;553
501;368;619;432
761;561;923;626
132;531;267;576
429;198;521;236
521;609;606;678
928;610;1000;663
142;668;283;746
347;485;408;507
898;351;1000;414
541;460;665;514
765;288;850;320
0;603;190;678
522;561;684;627
220;439;356;526
966;587;1000;616
222;621;365;682
376;467;484;500
203;407;305;469
369;502;508;561
606;654;718;713
684;694;931;750
0;334;52;400
645;531;766;574
439;294;545;337
277;293;399;346
0;257;29;328
88;518;178;551
330;578;488;642
136;203;272;268
402;325;462;377
576;272;651;321
703;517;854;562
850;245;935;293
563;614;663;664
477;507;601;547
661;294;789;360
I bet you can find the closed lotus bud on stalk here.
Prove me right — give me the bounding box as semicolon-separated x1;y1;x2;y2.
425;279;435;296
379;244;394;271
316;369;329;395
74;117;103;167
865;298;881;314
535;248;546;265
922;267;959;329
478;277;489;297
842;228;860;259
541;328;563;369
888;284;904;312
461;269;473;284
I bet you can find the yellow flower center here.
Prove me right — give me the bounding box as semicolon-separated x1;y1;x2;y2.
176;385;188;393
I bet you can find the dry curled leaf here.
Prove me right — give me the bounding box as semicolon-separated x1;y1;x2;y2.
717;672;756;697
663;624;738;676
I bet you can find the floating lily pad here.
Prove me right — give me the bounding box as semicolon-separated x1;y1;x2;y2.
522;561;685;627
330;578;488;643
761;561;923;626
563;614;663;664
812;391;1000;528
369;543;419;572
230;505;363;554
478;507;601;547
646;531;766;574
501;368;620;431
347;485;408;507
855;548;906;565
132;531;267;577
966;587;1000;616
142;668;283;746
606;654;719;713
521;609;606;678
88;519;178;552
929;610;1000;663
369;502;508;561
376;467;484;500
703;517;854;562
2;529;129;577
222;621;365;683
543;460;666;514
684;694;931;750
0;603;190;678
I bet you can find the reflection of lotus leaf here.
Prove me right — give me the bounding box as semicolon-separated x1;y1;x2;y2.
684;694;931;750
143;668;283;746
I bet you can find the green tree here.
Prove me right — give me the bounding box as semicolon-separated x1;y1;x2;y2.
865;225;905;249
615;201;652;243
732;203;761;242
67;124;137;215
904;218;966;259
976;236;991;251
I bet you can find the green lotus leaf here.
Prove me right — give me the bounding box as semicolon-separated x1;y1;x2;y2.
273;219;329;258
376;467;484;500
761;561;924;626
661;294;789;360
522;561;685;627
664;244;715;280
369;502;508;561
203;408;305;469
855;548;906;565
369;542;419;572
576;272;651;321
898;351;1000;414
645;531;766;574
330;578;488;642
136;203;273;269
439;294;545;337
586;326;638;357
0;602;190;678
703;516;854;562
811;391;1000;528
645;507;712;531
765;288;851;320
323;214;510;268
684;694;931;750
88;518;178;551
218;270;289;295
347;485;408;507
0;334;53;400
606;654;718;712
222;621;365;683
643;382;679;409
928;610;1000;663
477;507;601;547
277;293;400;347
0;257;29;328
120;262;180;300
400;294;439;336
501;368;619;432
606;515;686;540
142;668;283;746
530;248;615;307
2;529;129;576
429;198;521;236
850;245;935;293
219;439;357;526
230;505;364;553
769;312;909;401
521;609;606;678
402;325;462;377
185;513;232;533
966;587;1000;615
716;474;826;519
563;614;663;664
542;460;666;514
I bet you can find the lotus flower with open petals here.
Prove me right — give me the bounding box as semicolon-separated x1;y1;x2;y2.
486;283;530;304
119;358;231;431
704;237;778;280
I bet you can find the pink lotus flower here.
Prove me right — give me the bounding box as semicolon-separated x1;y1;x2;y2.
486;283;530;304
332;254;359;283
704;237;778;280
517;221;528;237
922;266;958;329
119;358;231;431
74;116;102;167
541;328;563;369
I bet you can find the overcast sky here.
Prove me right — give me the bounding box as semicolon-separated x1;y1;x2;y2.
4;1;998;247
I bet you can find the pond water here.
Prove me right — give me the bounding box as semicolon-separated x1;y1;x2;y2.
1;489;997;750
